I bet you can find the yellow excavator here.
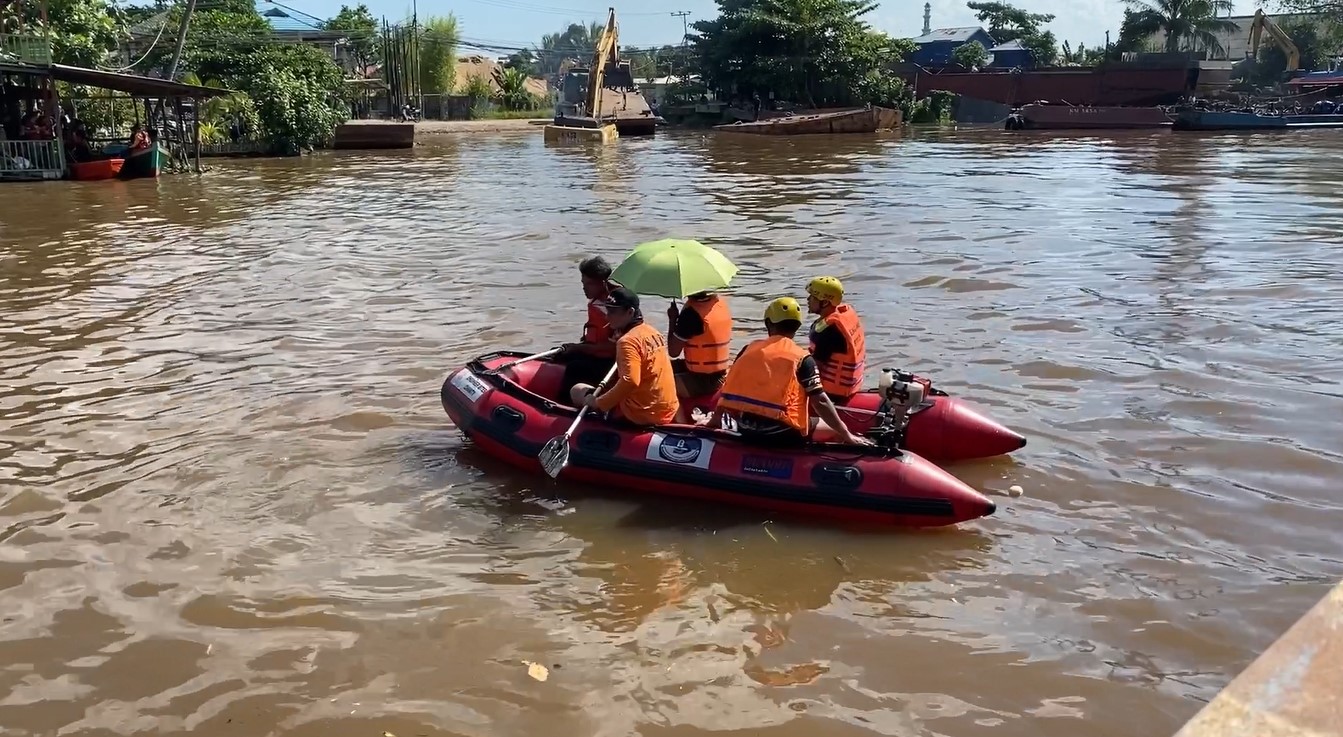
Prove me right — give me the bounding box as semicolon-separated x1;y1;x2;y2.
543;7;620;144
1248;8;1301;74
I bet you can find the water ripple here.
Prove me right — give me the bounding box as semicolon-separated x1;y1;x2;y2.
0;128;1341;737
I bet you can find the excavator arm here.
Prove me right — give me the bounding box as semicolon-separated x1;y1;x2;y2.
1250;9;1301;72
582;8;619;119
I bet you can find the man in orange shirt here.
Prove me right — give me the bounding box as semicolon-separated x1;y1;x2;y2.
569;287;680;427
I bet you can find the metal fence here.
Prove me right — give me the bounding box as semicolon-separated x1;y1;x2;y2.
1;139;65;181
0;34;53;65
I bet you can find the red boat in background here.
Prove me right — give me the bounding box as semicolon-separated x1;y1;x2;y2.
442;352;1007;529
69;158;125;181
905;55;1200;108
1006;103;1174;130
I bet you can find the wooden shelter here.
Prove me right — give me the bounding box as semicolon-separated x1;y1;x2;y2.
2;35;234;182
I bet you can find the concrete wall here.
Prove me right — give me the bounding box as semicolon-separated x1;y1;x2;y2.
1173;581;1343;737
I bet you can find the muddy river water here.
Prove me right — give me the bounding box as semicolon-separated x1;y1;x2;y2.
2;127;1342;736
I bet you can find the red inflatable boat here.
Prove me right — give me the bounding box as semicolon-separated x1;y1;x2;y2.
440;352;998;528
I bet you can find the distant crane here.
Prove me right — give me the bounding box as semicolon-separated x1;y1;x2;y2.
1248;9;1301;74
543;7;620;144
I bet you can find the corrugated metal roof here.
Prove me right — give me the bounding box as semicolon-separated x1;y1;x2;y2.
989;39;1027;52
912;27;987;45
255;0;327;33
128;10;171;37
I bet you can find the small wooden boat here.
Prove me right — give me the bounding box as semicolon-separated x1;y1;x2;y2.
118;142;168;179
1007;104;1174;130
1172;108;1343;131
713;106;902;135
69;158;125;181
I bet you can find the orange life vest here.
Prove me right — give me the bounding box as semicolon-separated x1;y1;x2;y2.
717;336;809;434
809;303;866;398
583;300;612;344
682;295;732;374
581;280;619;344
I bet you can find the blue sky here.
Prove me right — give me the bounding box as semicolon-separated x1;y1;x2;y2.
273;0;1232;51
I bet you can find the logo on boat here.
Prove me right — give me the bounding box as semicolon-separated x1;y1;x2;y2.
449;370;489;403
646;433;715;470
741;455;793;479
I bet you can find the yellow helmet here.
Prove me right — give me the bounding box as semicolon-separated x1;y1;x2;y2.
806;276;844;304
764;297;803;323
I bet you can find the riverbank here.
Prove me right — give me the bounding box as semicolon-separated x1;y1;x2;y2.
415;118;549;133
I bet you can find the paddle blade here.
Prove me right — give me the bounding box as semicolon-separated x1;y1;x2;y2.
539;435;571;478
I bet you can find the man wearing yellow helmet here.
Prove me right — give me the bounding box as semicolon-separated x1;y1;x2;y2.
806;276;867;403
699;298;871;447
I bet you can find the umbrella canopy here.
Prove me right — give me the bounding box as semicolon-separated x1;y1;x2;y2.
610;239;738;299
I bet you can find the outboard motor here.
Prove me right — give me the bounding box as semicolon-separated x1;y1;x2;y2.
864;369;933;449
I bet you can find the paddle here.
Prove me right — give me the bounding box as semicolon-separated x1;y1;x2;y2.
483;348;562;375
539;363;619;478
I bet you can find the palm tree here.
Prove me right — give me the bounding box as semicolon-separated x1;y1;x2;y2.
1122;0;1239;56
492;66;537;110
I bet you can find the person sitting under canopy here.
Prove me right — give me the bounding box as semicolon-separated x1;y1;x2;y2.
666;289;732;422
569;287;680;427
697;297;871;447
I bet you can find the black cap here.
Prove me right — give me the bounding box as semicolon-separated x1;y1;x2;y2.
600;286;640;310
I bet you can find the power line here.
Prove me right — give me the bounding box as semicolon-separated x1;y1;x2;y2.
670;10;690;44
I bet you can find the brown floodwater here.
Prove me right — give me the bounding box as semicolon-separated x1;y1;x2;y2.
2;127;1342;737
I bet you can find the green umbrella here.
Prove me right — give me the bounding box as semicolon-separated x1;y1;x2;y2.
610;239;739;300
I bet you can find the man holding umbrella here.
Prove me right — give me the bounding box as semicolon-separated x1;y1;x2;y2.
610;239;739;422
666;289;733;421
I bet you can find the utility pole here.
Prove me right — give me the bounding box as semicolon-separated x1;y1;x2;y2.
166;0;197;80
670;11;689;45
670;10;690;81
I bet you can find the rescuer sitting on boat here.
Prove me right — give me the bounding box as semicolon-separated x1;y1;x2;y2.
558;256;621;399
806;276;868;404
698;297;872;447
569;287;680;427
666;290;732;422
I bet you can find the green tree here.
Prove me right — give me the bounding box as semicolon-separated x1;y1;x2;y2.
325;4;380;72
493;66;540;109
689;0;907;107
504;48;538;75
15;0;127;67
1273;0;1343;25
1119;0;1238;55
1108;8;1159;58
952;40;990;68
154;1;345;153
965;1;1058;64
419;14;460;93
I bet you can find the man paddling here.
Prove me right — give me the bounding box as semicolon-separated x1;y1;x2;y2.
698;297;870;447
570;287;679;427
559;256;620;399
806;276;868;404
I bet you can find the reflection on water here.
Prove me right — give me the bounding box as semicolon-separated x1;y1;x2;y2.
1;127;1342;737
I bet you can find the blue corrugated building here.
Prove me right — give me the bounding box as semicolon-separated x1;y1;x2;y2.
988;40;1034;69
908;26;996;67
